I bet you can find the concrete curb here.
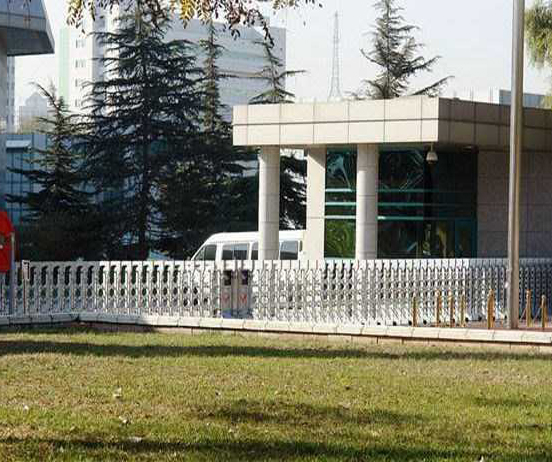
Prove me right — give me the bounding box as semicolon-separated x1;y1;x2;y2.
0;313;551;349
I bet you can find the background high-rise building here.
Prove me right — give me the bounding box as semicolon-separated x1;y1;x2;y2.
7;57;15;132
58;12;287;118
4;133;47;225
18;91;50;132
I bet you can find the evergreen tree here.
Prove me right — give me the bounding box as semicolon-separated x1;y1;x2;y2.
357;0;450;99
157;20;257;257
7;85;98;260
249;40;307;230
82;5;204;260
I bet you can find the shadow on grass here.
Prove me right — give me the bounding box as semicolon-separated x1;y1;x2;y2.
2;436;549;461
0;339;548;363
474;396;542;408
204;399;424;426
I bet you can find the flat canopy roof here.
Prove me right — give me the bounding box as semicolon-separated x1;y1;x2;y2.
233;96;552;152
0;0;54;56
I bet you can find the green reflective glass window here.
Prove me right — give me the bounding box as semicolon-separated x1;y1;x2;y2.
326;149;356;191
324;146;477;259
325;219;355;259
325;205;356;217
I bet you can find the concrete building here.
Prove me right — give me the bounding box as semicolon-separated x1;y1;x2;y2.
4;133;47;225
18;91;49;131
233;96;552;260
450;89;545;109
58;14;286;117
0;0;54;210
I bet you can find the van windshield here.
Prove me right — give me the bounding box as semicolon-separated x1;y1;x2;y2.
194;244;216;261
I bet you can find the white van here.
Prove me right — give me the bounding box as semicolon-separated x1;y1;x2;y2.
191;230;306;261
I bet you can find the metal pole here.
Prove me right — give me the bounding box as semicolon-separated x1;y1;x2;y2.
507;0;525;330
8;233;15;315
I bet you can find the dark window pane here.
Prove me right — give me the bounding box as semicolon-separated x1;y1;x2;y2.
251;243;258;261
222;245;234;261
204;245;217;261
280;241;299;260
326;205;356;217
378;220;422;259
234;244;248;260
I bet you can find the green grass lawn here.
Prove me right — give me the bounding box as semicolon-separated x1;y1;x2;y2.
0;329;551;461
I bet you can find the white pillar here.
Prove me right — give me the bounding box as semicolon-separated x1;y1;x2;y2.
355;144;379;260
258;146;280;261
305;147;326;261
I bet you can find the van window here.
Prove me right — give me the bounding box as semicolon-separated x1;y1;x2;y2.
280;241;299;260
234;244;248;260
222;244;249;261
251;243;258;260
222;245;233;261
195;244;216;261
204;245;217;261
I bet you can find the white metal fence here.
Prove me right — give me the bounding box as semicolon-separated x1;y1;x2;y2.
0;259;551;326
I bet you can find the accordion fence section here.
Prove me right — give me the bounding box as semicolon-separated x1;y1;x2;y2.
0;259;551;328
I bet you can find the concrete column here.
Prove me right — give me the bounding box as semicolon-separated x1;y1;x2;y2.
0;32;7;211
305;147;326;261
355;144;379;260
258;146;280;261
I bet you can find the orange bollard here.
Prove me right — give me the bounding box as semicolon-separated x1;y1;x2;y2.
487;290;495;330
412;296;418;327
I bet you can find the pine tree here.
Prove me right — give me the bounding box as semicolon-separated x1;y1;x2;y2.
157;20;258;257
249;40;307;230
7;85;97;260
357;0;450;99
82;5;204;260
199;21;250;195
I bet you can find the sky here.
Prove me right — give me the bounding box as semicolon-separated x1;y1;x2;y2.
15;0;552;107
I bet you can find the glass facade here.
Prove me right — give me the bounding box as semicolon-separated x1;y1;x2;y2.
324;147;477;259
4;134;47;225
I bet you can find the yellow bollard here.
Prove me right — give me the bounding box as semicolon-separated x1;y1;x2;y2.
526;289;532;328
436;293;442;327
460;294;467;328
487;290;495;330
412;296;418;327
449;293;455;328
542;295;548;331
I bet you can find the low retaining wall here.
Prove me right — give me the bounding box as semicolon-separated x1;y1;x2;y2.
2;313;552;351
